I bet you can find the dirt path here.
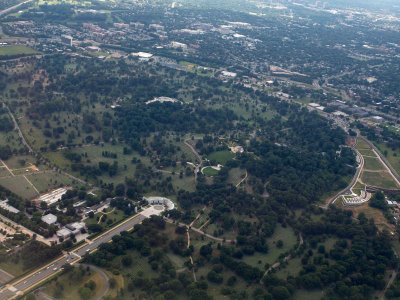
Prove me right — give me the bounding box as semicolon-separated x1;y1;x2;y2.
184;139;203;182
260;233;303;284
97;208;116;224
23;175;40;195
0;160;14;177
236;170;248;188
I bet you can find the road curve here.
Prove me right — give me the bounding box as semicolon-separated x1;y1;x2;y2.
324;139;364;208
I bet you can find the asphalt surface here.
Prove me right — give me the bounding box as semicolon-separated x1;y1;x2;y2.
0;213;147;300
326;141;364;207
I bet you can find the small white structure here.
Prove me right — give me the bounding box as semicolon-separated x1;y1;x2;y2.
132;52;153;58
371;116;384;123
145;97;179;105
0;200;19;214
230;146;244;153
143;196;175;210
333;111;348;117
316;106;325;111
221;71;237;78
387;200;397;208
308;103;320;108
57;228;71;239
42;214;57;225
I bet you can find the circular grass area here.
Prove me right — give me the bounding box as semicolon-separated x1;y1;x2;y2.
202;167;219;176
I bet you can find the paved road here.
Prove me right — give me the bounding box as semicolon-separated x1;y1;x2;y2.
3;104;32;153
0;213;147;299
325;141;364;207
0;0;31;16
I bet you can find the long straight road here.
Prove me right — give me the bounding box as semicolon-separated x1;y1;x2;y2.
0;0;32;16
0;210;153;299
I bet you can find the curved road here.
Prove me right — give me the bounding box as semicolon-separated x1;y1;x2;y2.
184;139;203;182
324;139;364;208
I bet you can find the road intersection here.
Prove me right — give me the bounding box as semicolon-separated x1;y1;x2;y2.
0;206;163;299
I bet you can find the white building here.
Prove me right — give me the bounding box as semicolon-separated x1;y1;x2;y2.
0;200;19;214
57;228;71;239
36;188;69;206
221;71;237;78
42;214;57;225
143;196;175;210
145;97;179;105
371;116;384;123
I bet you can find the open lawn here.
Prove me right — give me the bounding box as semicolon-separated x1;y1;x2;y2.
358;149;376;157
355;139;371;150
0;168;11;178
0;46;38;57
85;209;128;233
4;155;38;170
374;142;400;176
203;167;219;177
0;176;38;199
26;172;75;193
361;171;398;189
207;151;234;165
227;167;246;185
243;225;298;268
0;259;24;277
342;201;394;233
44;267;106;300
363;156;385;171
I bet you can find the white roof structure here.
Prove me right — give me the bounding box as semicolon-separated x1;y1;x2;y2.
145;97;179;105
308;103;320;108
143;196;175;210
41;214;57;225
316;106;325;111
0;200;19;214
135;52;153;58
36;188;68;206
56;228;71;238
221;71;237;78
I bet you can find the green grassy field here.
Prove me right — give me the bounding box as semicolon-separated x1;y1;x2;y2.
0;176;38;199
374;142;400;176
207;151;235;165
0;46;38;57
43;267;106;300
355;139;371;150
26;172;75;193
4;155;37;170
361;171;398;189
363;156;385;171
0;168;11;178
243;225;298;268
358;149;376;156
203;167;219;176
226;168;246;185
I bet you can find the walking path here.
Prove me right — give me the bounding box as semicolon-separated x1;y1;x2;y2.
260;233;303;283
23;175;39;195
184;139;203;182
235;170;248;188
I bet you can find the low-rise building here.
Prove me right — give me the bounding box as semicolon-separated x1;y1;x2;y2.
42;214;57;225
57;228;71;239
143;196;175;210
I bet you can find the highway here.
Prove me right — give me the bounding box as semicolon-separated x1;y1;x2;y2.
0;212;148;299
